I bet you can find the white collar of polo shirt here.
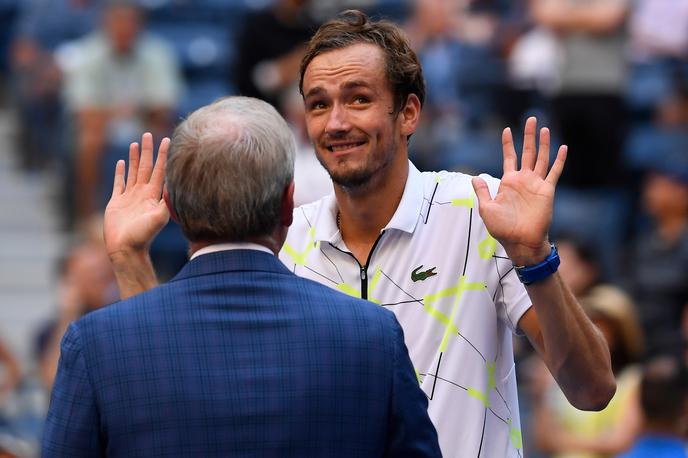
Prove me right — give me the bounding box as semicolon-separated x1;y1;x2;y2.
312;160;425;245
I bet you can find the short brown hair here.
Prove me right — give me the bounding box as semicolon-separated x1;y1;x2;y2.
167;97;295;243
299;10;425;114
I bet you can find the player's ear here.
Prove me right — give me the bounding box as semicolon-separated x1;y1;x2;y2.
399;94;421;138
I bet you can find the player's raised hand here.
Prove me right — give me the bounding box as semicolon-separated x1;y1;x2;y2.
104;133;170;260
471;117;567;266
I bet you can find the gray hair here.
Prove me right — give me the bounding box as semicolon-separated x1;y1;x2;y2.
166;96;296;242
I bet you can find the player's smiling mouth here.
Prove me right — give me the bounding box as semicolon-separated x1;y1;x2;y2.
327;141;366;152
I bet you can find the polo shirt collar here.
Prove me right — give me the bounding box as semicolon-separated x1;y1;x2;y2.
312;193;340;243
312;160;424;243
385;161;424;234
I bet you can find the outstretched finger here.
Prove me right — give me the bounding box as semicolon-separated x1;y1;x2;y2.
534;127;550;178
125;142;139;191
471;176;493;209
546;145;568;187
137;132;155;184
502;128;517;173
150;137;170;192
521;116;537;170
111;160;125;197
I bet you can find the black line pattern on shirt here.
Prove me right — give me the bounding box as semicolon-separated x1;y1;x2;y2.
422;372;513;423
499;267;515;281
430;352;443;400
495;386;512;416
300;206;314;229
477;408;487;457
421;372;468;391
381;299;424;307
303;264;339;286
299;207;313;229
462;207;473;277
379;269;424;306
489;407;506;424
421;362;519;455
494;256;520;333
460;332;486;362
424;181;440;224
493;256;505;302
320;246;344;283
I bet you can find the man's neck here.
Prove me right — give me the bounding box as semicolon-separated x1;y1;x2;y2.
335;158;409;264
189;235;281;258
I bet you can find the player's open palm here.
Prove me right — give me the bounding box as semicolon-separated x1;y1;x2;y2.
472;117;567;265
104;133;170;259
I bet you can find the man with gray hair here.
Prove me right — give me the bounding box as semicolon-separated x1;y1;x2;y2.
42;96;441;457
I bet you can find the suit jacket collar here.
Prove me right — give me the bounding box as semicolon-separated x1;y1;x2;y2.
169;249;292;283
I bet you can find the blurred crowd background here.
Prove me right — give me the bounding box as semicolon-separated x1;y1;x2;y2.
0;0;686;456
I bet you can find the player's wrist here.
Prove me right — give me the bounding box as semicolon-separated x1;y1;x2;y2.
108;245;150;267
505;241;552;267
109;248;159;299
514;244;560;286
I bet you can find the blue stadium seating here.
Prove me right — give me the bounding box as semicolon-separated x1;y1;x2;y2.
625;123;688;171
147;21;234;78
178;77;235;118
626;61;676;114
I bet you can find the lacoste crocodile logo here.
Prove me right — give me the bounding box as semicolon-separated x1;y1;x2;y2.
411;265;438;282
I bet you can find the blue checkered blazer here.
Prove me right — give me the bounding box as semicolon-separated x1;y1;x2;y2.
43;249;440;457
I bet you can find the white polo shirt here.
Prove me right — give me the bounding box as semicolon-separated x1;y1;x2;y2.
279;161;532;457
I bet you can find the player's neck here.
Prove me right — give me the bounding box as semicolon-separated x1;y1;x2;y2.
334;158;408;263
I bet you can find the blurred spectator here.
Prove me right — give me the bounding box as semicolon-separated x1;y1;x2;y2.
530;282;644;457
625;161;688;361
556;235;604;298
404;0;464;170
0;446;17;458
60;0;182;222
617;357;688;458
524;235;644;457
533;0;634;281
0;339;20;404
35;239;117;389
9;0;100;171
234;0;316;112
405;0;508;173
532;0;630;189
0;338;38;458
628;0;688;62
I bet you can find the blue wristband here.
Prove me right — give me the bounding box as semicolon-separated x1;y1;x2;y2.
514;245;560;285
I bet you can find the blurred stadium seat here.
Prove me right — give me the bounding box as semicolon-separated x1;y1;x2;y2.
0;0;18;72
626;61;677;115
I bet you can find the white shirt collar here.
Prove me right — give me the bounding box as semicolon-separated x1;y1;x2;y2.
190;242;274;260
313;160;424;243
384;161;424;234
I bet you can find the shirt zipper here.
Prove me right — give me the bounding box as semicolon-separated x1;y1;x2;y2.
330;230;386;300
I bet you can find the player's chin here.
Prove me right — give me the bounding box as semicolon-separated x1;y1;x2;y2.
328;164;375;188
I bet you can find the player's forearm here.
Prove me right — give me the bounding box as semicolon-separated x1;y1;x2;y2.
526;274;616;410
110;249;159;299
